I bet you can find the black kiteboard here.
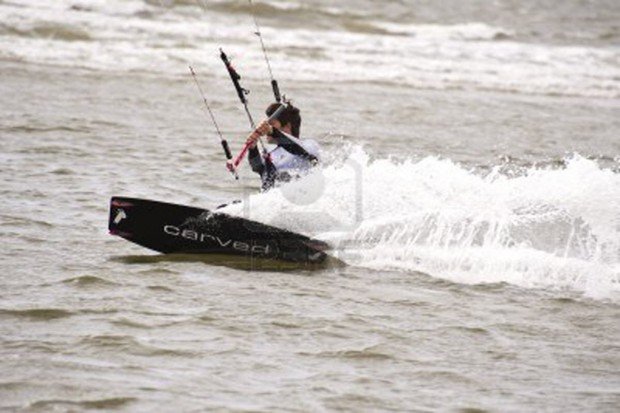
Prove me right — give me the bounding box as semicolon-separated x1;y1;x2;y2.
108;197;329;263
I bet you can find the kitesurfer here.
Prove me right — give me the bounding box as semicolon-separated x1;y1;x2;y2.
246;102;320;191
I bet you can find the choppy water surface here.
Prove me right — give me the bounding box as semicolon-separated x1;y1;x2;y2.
1;1;619;411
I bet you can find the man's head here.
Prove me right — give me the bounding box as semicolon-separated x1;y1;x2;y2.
266;102;301;138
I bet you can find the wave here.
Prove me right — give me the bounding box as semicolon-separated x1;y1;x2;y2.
0;308;74;320
61;275;119;287
79;334;197;357
179;0;367;22
0;22;91;41
347;21;514;41
300;345;394;361
0;215;54;228
157;0;514;42
2;125;90;133
0;307;120;320
221;148;620;300
1;1;617;98
30;397;137;410
110;317;166;329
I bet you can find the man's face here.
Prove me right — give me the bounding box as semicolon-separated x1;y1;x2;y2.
266;119;285;144
269;119;282;129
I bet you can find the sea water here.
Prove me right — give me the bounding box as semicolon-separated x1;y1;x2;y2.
1;1;619;411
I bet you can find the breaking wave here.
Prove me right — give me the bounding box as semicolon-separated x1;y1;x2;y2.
352;21;514;41
0;0;618;98
222;147;620;300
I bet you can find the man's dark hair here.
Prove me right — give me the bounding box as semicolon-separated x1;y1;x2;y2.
266;102;301;137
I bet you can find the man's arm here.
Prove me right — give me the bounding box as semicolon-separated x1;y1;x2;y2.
247;146;265;174
245;122;271;175
270;129;319;163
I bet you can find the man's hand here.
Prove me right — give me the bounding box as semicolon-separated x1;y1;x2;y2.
245;130;261;148
245;119;273;148
256;119;273;136
226;159;235;172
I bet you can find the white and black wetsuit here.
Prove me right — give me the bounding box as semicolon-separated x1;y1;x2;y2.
248;130;320;191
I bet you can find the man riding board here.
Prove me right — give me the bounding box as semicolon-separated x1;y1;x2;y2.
245;102;320;191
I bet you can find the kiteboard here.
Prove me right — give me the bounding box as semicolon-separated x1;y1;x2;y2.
108;197;329;264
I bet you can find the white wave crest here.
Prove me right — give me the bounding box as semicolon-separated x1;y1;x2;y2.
222;147;620;299
1;1;618;98
372;21;513;40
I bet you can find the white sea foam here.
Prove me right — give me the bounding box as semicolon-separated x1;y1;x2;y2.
371;21;514;40
221;147;620;299
1;1;618;98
